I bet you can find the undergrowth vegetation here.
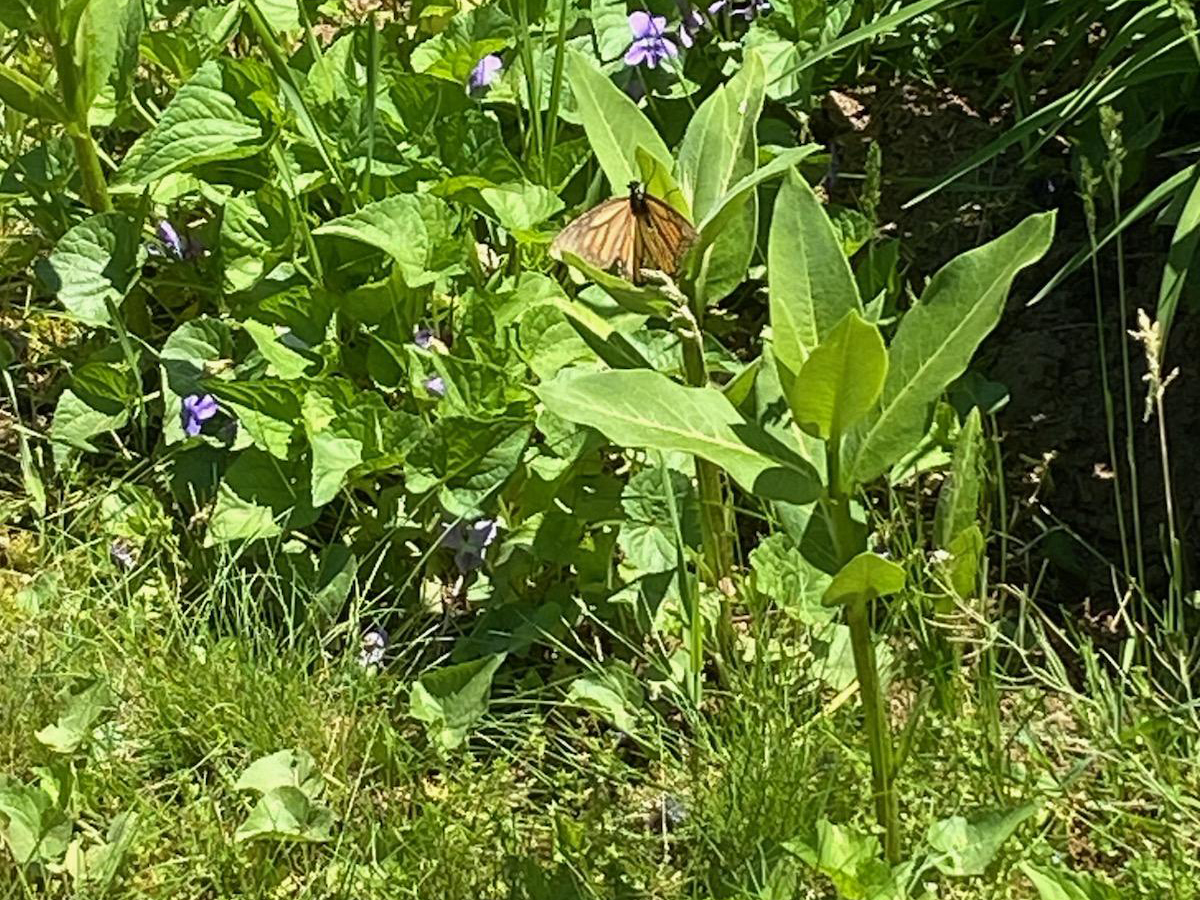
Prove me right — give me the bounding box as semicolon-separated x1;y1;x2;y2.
0;0;1198;897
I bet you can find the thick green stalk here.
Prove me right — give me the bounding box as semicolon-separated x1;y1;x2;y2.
846;597;899;864
50;34;111;213
827;434;899;863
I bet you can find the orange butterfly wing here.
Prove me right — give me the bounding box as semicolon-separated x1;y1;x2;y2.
552;189;697;284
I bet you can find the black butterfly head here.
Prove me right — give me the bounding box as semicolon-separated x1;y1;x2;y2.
627;180;647;212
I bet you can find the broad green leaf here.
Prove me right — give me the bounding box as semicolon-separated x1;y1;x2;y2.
926;803;1039;877
116;60;262;186
45;212;144;326
678;53;765;222
591;0;631;62
566;48;671;192
34;681;113;755
1020;863;1122;900
676;52;766;304
783;819;900;900
302;381;414;507
63;810;138;887
749;534;833;624
479;182;564;241
691;145;820;267
518;303;597;382
77;0;143;109
933;407;983;548
405;413;532;518
769;168;862;368
255;0;300;31
789;311;886;445
234;787;333;843
537;370;821;505
242;320;318;380
220;190;293;293
556;250;674;317
0;780;72;865
206;449;317;544
618;466;700;574
49;389;129;461
207;380;299;459
234;749;323;798
0;62;69;122
313;194;454;287
567;661;645;734
410;653;506;750
844;212;1055;485
821;551;904;607
410;5;513;83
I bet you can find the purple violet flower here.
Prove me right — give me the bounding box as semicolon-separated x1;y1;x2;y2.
413;326;434;349
423;375;446;398
181;393;218;437
441;518;499;573
625;11;679;69
678;8;704;47
157;220;186;259
468;54;503;92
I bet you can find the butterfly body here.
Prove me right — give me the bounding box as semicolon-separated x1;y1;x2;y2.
551;181;697;284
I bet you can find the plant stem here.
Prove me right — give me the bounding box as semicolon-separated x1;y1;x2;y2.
846;597;899;864
49;27;111;213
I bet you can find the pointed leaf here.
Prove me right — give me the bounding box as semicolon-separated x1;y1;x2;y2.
789;311;885;443
566;48;671;192
410;653;506;750
822;551;904;607
537;369;821;504
927;803;1039;877
116;60;262;185
845;212;1054;484
234;786;333;843
770;168;862;369
45;212;145;326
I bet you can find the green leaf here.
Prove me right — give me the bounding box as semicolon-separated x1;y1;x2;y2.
821;551;904;607
556;250;675;317
45;212;145;326
49;388;130;460
784;819;899;900
749;534;833;625
234;749;323;798
1158;167;1200;347
34;680;113;755
691;146;820;267
234;786;333;843
406;414;532;518
255;0;300;31
160;317;234;444
410;5;513;83
479;182;564;241
618;466;700;574
409;654;506;750
0;62;69;122
788;311;886;444
207;380;300;459
933;407;983;548
566;48;671;192
677;54;766;302
63;810;138;887
313;194;455;287
0;780;72;865
77;0;143;110
241;320;318;380
1020;863;1122;900
116;60;262;186
926;803;1039;877
566;661;645;734
220;189;293;293
769;168;862;369
206;449;317;544
844;211;1055;485
537;370;821;505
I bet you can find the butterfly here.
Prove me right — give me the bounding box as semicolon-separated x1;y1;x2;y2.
551;181;697;285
